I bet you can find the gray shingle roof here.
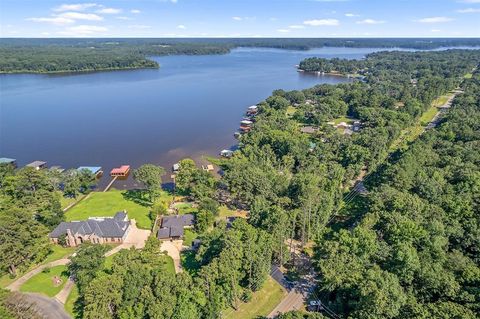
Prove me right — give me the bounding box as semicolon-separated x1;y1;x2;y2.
157;214;194;239
50;212;130;239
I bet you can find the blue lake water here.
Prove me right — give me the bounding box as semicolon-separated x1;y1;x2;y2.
0;47;384;187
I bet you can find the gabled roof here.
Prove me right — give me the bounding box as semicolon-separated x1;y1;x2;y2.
26;161;46;168
0;158;16;164
50;212;130;239
157;214;195;239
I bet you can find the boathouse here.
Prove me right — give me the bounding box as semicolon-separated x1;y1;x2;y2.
110;165;130;177
78;166;103;177
0;158;17;168
26;161;47;170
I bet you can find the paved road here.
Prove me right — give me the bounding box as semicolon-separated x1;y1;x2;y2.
55;277;75;304
23;293;72;319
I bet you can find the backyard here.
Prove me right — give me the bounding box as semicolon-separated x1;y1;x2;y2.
65;189;172;229
19;265;69;297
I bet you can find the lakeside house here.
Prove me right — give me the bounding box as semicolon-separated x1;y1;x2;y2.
246;105;258;116
26;160;47;170
173;163;180;172
49;211;131;247
0;157;17;168
78;166;103;177
202;164;214;172
157;214;195;240
110;165;130;177
220;149;234;158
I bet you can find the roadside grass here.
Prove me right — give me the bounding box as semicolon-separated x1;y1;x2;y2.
0;245;75;289
419;104;440;126
432;94;451;107
65;284;80;318
64;189;167;229
223;276;287;319
20;265;69;297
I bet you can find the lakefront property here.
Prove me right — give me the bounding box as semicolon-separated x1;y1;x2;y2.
49;211;131;247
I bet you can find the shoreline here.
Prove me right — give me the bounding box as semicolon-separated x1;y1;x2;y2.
0;64;159;75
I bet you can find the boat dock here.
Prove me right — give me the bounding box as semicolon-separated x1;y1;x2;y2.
103;176;118;192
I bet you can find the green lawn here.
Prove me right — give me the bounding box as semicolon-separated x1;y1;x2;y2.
58;192;86;210
432;94;451;107
65;284;80;318
65;190;157;229
419;105;439;126
175;202;197;215
183;229;198;247
0;245;75;289
333;116;357;125
464;73;473;79
223;276;287;319
20;265;69;297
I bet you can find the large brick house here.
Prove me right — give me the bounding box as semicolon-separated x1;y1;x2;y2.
49;211;131;247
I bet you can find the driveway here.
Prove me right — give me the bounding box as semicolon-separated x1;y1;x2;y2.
105;219;151;256
160;240;183;273
7;259;70;292
23;293;71;319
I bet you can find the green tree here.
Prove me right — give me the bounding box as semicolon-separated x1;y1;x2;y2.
133;164;165;203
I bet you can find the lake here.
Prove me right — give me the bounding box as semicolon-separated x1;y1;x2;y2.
0;47;383;188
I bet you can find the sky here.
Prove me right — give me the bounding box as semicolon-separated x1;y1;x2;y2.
0;0;479;38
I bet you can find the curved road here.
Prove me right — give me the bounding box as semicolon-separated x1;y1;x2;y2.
23;293;71;319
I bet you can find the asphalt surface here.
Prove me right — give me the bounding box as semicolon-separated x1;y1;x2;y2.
23;293;72;319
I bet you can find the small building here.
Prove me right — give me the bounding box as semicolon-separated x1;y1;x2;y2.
26;161;47;170
335;122;352;130
202;164;214;172
172;163;180;172
246;105;258;116
239;125;251;133
220;149;234;158
49;211;130;247
157;214;195;240
0;157;17;168
353;121;362;132
240;120;253;126
78;166;103;177
300;126;318;134
110;165;130;177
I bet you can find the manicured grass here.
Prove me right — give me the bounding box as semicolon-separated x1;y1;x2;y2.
464;73;473;79
183;229;198;247
65;284;80;318
223;276;287;319
333;116;357;125
0;245;75;288
20;265;69;297
217;205;247;220
58;192;86;210
175;202;197;215
65;190;162;229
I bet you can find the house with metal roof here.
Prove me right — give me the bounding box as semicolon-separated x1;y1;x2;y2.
157;214;195;240
49;211;130;247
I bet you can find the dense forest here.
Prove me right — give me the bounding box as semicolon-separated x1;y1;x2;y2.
314;72;480;318
1;38;479;73
0;48;479;318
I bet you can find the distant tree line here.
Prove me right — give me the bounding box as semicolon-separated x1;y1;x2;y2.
1;38;479;73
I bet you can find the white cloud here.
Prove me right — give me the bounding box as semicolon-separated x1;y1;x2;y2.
457;8;480;13
458;0;480;3
58;24;108;36
26;17;75;25
116;16;132;20
131;9;141;14
128;25;151;29
53;3;98;12
177;24;186;29
277;29;290;33
356;19;385;24
289;25;305;29
303;19;339;26
417;17;454;23
345;13;359;17
96;8;121;14
232;16;243;21
58;12;103;21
